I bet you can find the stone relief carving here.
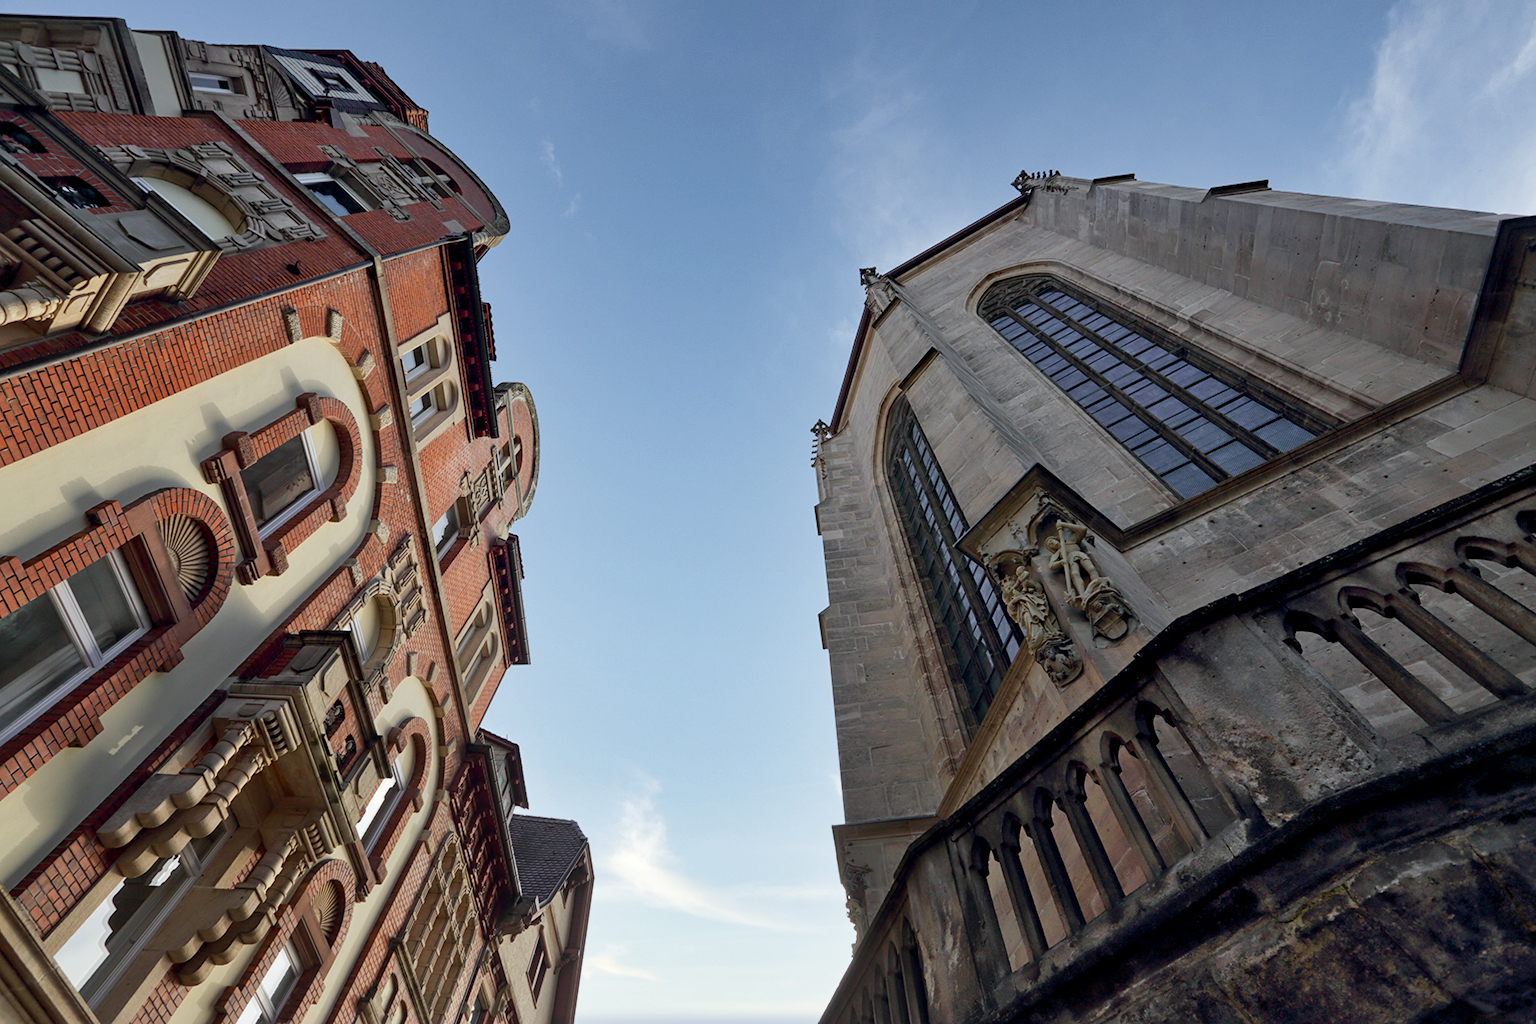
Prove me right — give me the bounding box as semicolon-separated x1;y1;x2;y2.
97;142;324;251
859;266;897;317
988;549;1082;687
1042;518;1132;641
841;855;872;940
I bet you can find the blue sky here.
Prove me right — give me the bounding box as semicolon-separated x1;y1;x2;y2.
40;0;1536;1019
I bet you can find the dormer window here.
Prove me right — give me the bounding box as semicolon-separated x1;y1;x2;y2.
45;176;108;209
0;122;44;154
297;172;370;216
188;72;240;94
309;68;349;93
132;175;242;240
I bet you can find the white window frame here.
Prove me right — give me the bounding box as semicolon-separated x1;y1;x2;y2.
253;430;323;541
0;550;150;747
295;172;371;216
188;72;236;94
432;505;461;559
234;941;303;1024
401;345;430;381
409;391;436;426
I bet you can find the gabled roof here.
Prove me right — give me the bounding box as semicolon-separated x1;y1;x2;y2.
506;814;589;907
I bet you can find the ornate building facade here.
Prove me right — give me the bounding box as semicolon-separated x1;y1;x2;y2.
814;171;1536;1022
0;15;590;1024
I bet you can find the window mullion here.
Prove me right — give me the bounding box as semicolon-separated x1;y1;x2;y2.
1006;308;1232;484
912;444;1012;675
1031;296;1281;458
49;582;103;665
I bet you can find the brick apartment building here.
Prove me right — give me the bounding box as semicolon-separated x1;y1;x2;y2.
0;15;590;1024
813;171;1536;1022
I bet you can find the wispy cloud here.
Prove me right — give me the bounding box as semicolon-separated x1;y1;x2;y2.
540;139;564;187
600;779;819;930
820;53;976;275
558;0;650;49
588;946;657;981
1333;0;1536;213
564;193;582;218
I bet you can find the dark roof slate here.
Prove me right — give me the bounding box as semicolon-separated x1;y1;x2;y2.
507;814;588;906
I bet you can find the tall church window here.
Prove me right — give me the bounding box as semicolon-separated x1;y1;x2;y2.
886;399;1021;729
980;277;1328;498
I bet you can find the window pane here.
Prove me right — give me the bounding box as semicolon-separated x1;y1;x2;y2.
243;434;316;528
1256;418;1316;451
0;592;84;723
1163;462;1218;498
259;946;299;1007
53;881;123;989
69;557;139;655
303;179;367;216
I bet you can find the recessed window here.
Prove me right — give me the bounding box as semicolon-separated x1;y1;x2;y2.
188;72;238;94
45;176;109;209
242;432;321;536
0;552;148;743
295;173;369;217
981;277;1325;499
466;994;488;1024
357;762;403;846
132;175;240;240
432;505;461;559
234;943;302;1024
401;346;429;380
886;399;1020;730
0;122;44;154
409;392;436;425
528;941;549;1003
54;824;227;1005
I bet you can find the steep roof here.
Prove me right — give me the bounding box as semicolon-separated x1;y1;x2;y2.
507;814;588;906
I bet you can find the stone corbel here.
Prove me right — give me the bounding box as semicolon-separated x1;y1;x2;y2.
987;550;1083;687
98;696;299;876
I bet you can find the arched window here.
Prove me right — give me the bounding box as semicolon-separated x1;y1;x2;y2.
132;174;243;240
886;399;1021;730
979;276;1330;498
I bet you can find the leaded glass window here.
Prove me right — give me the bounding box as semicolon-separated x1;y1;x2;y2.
886;399;1022;730
980;277;1331;498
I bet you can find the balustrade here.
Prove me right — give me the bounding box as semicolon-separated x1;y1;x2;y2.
821;489;1536;1024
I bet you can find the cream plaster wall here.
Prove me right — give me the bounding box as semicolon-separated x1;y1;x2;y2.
0;336;377;890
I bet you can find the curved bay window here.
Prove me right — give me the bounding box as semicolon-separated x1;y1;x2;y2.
979;276;1332;498
886;399;1022;729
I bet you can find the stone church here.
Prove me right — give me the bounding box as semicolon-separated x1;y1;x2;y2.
812;171;1536;1022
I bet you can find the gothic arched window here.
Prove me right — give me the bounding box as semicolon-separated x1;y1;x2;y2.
979;276;1331;498
886;398;1022;729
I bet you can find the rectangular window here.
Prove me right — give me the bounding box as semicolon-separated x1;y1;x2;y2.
432;505;461;559
409;391;435;425
309;68;350;93
356;762;403;847
401;346;429;380
243;432;320;536
234;942;302;1024
295;172;369;216
0;552;148;744
188;72;237;93
527;942;549;1003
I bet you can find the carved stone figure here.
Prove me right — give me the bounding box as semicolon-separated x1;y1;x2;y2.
1042;518;1132;641
859;266;897;317
989;550;1082;687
